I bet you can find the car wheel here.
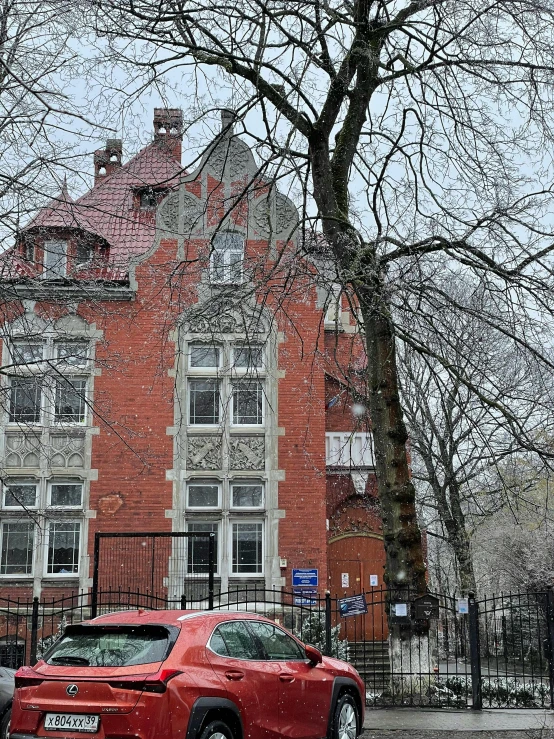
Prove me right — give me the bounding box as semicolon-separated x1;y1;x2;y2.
332;694;358;739
199;720;233;739
0;707;11;739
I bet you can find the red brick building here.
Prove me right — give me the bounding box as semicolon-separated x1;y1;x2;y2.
0;109;382;605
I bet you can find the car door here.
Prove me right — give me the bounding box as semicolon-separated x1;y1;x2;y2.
206;620;282;739
246;621;333;739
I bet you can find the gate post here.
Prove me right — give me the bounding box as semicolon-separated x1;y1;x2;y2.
325;592;332;657
208;533;215;610
91;532;100;619
545;587;554;708
468;592;482;710
30;597;39;666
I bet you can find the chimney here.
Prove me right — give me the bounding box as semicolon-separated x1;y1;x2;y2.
221;108;236;134
153;108;183;162
94;139;122;185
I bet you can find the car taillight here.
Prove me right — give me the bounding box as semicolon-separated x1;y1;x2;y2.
143;669;182;693
15;676;44;688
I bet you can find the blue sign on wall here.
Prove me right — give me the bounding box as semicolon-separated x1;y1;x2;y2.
292;568;319;587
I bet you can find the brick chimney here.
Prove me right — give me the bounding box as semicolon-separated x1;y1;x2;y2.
94;139;122;184
153;108;183;162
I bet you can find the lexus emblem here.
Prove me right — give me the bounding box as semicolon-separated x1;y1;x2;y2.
66;684;79;697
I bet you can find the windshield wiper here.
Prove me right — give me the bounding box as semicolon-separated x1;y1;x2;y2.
50;656;90;665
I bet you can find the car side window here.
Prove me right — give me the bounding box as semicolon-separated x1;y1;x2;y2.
211;621;260;659
247;621;305;660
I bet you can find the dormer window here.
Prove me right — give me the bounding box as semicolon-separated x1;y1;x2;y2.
42;240;67;278
139;189;158;209
210;232;244;284
22;240;34;263
75;242;92;267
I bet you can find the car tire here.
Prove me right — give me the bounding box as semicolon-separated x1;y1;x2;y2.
199;720;234;739
0;707;11;739
332;694;358;739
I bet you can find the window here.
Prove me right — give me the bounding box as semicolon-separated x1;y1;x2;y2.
187;482;220;508
75;242;92;267
231;482;263;508
325;284;342;325
247;621;304;660
56;342;88;367
11;342;43;365
9;377;42;423
46;521;80;575
232;381;263;425
189;379;220;425
232;522;263;574
210;622;260;660
23;240;35;263
43;240;67;278
187;522;218;574
49;482;82;507
189;345;220;369
140;190;158;209
55;377;86;423
233;346;263;370
0;521;34;575
3;482;37;508
210;232;244;284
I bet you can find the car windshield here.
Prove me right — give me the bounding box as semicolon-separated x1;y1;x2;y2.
45;625;176;667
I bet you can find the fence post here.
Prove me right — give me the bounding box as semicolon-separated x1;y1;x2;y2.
30;597;39;666
208;533;215;610
180;595;186;610
545;587;554;708
91;532;100;619
325;592;332;657
468;592;482;710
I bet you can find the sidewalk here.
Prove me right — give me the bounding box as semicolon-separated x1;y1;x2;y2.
363;708;554;737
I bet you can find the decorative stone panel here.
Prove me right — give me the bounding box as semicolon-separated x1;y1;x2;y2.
229;436;265;470
158;192;203;235
187;436;223;470
47;435;85;468
4;433;41;468
206;138;254;180
251;193;298;238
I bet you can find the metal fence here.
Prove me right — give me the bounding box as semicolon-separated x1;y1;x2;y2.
1;586;553;709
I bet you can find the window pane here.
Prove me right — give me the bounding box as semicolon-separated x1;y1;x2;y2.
4;483;37;508
75;243;92;266
211;251;225;282
232;381;263;424
187;485;219;507
209;627;229;656
50;483;82;507
232;523;263;574
211;232;244;284
190;346;220;368
187;523;218;574
55;377;86;422
11;343;42;365
189;380;220;424
43;240;67;277
248;622;304;660
215;621;259;660
229;250;243;283
47;521;80;574
232;484;263;508
9;377;41;423
234;346;263;369
56;342;88;366
0;522;33;574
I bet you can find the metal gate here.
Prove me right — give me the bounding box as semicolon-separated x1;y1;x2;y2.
91;531;216;617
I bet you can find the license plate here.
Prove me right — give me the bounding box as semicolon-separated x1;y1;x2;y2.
44;714;99;733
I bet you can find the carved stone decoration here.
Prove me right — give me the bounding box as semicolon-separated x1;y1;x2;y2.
48;435;85;468
158;191;203;235
158;192;179;232
206;138;254;180
251;193;298;237
4;433;41;468
182;193;203;232
229;437;265;470
187;436;223;470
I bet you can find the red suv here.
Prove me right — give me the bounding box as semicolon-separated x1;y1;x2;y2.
10;610;364;739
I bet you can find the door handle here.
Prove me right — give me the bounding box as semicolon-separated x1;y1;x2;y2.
279;673;295;683
225;670;245;681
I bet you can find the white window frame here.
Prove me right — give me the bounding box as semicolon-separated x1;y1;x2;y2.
230;520;264;576
44;519;81;577
186;521;220;576
2;480;38;510
188;344;221;371
55;341;89;368
230;481;264;510
210;232;244;284
232;345;264;372
42;240;67;278
47;480;83;509
231;380;264;426
0;520;35;577
54;375;87;425
186;481;221;510
8;375;43;425
10;341;44;367
188;378;221;426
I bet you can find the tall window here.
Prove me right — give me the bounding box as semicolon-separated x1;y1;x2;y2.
46;521;80;574
187;522;218;574
9;377;42;423
189;380;220;425
42;240;67;278
232;381;263;425
232;522;263;574
55;377;87;423
210;232;244;284
0;521;34;575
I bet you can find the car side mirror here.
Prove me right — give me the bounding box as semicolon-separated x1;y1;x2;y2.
305;644;323;665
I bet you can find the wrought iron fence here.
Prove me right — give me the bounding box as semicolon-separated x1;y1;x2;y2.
1;586;553;709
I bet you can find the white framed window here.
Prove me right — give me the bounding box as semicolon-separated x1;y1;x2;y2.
0;521;34;576
3;481;38;509
189;379;221;425
231;521;264;575
231;380;263;425
45;520;80;575
186;481;220;509
186;522;219;574
11;341;43;366
232;345;264;371
55;341;89;367
42;240;67;278
48;481;83;508
210;232;244;284
325;283;342;325
231;482;264;509
9;377;42;423
54;376;87;423
189;345;221;370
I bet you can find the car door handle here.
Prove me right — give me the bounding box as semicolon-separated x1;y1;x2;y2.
279;673;295;683
225;670;245;681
